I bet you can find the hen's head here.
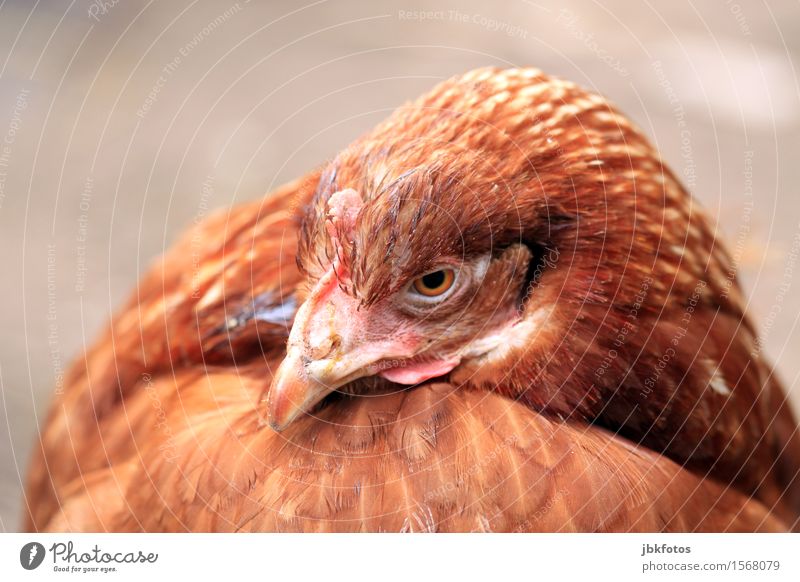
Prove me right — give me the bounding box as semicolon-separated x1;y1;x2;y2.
267;67;729;430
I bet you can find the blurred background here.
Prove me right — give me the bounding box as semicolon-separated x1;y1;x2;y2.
1;0;799;530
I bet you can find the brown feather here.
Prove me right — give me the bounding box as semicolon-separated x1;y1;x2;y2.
24;68;800;532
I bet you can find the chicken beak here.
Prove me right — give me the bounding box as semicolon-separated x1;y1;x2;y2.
265;346;330;432
266;266;402;431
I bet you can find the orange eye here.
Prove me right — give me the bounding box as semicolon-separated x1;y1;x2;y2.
412;269;455;297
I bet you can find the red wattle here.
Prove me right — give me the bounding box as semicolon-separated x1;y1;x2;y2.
379;357;460;385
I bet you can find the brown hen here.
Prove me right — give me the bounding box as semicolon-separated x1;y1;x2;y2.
24;67;800;532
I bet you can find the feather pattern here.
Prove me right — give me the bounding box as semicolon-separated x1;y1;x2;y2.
24;68;799;532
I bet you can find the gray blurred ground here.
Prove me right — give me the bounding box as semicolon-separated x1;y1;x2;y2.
1;0;799;530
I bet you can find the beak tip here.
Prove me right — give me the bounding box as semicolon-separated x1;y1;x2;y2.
265;392;293;433
267;348;338;432
267;418;287;432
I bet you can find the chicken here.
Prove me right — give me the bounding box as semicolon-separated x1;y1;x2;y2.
24;67;800;532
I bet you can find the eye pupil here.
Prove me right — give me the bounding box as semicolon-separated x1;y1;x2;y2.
412;268;455;298
422;271;445;289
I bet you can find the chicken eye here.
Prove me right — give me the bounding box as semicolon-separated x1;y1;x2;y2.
412;269;455;297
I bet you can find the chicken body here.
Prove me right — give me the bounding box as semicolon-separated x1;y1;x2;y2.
25;68;800;531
